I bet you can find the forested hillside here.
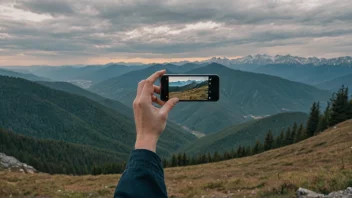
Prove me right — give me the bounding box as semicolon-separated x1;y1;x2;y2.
0;76;195;159
0;128;128;175
316;74;352;91
180;112;308;155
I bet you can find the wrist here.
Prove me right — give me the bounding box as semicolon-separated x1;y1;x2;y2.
135;135;158;152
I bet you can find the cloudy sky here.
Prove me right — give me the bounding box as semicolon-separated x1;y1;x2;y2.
0;0;351;66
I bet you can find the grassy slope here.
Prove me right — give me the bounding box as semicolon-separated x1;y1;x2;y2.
181;112;308;155
170;84;208;100
1;120;351;197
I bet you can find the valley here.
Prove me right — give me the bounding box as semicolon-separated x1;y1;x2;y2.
1;120;351;197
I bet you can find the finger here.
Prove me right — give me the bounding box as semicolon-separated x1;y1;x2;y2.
152;95;165;106
146;70;166;84
160;98;179;116
142;70;166;96
153;85;160;94
136;80;146;98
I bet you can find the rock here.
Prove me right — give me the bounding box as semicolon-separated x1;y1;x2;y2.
0;152;37;174
297;187;352;198
297;188;326;198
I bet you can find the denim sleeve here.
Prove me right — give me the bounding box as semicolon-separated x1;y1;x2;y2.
114;149;168;198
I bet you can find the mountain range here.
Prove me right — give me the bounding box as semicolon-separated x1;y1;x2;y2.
169;80;206;87
201;54;352;67
90;63;330;133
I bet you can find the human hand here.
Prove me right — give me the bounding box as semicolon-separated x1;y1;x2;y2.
133;70;179;152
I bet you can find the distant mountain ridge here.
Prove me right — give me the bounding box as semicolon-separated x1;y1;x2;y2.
169;80;206;87
0;68;50;81
201;55;352;67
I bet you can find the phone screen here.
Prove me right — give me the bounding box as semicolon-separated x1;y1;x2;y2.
168;76;209;101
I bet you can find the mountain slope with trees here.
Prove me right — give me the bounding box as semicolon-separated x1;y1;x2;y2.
0;76;196;158
255;64;352;85
316;74;352;91
180;112;308;155
0;68;49;81
0;128;128;175
90;63;330;133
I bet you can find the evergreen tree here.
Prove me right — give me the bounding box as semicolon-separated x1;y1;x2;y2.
236;146;242;157
177;153;183;166
223;151;231;160
264;130;274;151
252;140;263;154
229;148;235;158
275;129;285;148
291;123;298;143
349;99;352;119
171;154;177;167
213;152;221;162
306;102;320;137
241;146;246;157
200;154;207;164
182;153;187;166
294;123;304;143
163;158;168;168
284;127;292;145
330;86;349;126
317;102;331;133
207;152;212;163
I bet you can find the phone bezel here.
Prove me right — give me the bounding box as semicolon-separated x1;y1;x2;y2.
160;74;220;102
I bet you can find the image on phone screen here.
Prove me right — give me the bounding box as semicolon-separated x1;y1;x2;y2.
168;76;209;100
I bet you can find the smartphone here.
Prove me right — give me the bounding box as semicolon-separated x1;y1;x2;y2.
160;74;219;101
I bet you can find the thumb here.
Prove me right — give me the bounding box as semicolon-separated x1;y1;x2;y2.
160;98;179;116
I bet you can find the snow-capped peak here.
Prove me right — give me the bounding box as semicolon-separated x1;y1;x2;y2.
202;54;352;66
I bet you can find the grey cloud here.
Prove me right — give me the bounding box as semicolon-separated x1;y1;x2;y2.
15;0;75;16
0;0;352;65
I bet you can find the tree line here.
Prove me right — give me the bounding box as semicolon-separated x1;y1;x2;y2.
0;128;127;175
164;85;352;168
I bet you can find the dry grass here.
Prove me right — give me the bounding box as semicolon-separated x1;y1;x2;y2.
169;85;208;100
1;120;352;198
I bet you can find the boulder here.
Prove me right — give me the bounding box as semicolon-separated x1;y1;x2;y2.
297;188;326;198
0;152;37;174
297;187;352;198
